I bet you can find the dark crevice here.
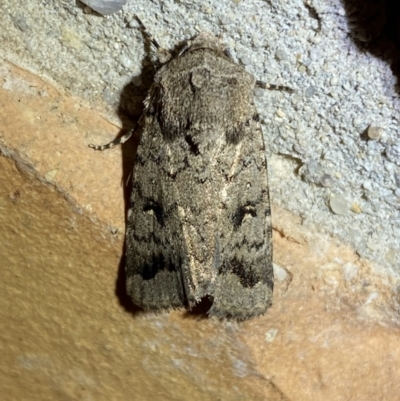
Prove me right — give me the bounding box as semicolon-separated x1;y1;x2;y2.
304;2;322;32
340;0;400;94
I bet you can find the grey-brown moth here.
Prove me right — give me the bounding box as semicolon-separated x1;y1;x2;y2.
90;18;274;320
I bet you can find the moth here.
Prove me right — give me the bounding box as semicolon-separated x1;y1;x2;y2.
90;18;275;320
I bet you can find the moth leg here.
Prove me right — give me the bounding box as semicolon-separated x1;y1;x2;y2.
255;80;293;93
88;128;135;151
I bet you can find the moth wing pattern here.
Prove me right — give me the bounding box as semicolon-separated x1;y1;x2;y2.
125;121;188;310
124;31;274;320
210;120;273;319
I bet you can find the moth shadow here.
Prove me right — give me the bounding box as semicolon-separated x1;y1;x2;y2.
112;36;155;317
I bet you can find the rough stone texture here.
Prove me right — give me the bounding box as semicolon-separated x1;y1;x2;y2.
1;59;400;400
0;62;128;231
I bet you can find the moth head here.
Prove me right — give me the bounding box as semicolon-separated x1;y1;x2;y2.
157;47;173;64
185;32;226;55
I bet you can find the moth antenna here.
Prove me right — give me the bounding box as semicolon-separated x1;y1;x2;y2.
255;80;293;93
135;15;161;50
135;15;172;63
